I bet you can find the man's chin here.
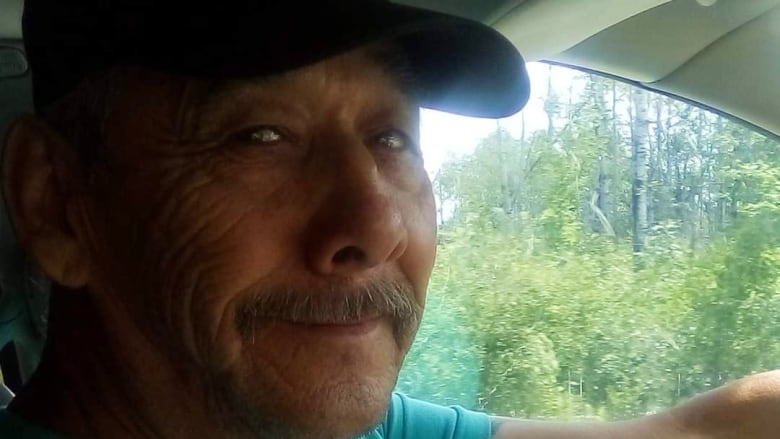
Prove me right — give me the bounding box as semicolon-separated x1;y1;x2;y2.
218;374;395;439
289;381;392;439
211;316;415;438
216;338;402;437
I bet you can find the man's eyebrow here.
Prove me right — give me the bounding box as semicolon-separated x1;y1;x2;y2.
178;75;290;139
193;75;283;115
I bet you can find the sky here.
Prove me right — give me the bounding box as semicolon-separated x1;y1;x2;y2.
420;62;583;179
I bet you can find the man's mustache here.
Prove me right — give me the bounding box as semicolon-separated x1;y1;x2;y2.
236;278;421;339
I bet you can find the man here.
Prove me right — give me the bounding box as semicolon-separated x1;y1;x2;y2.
0;0;778;438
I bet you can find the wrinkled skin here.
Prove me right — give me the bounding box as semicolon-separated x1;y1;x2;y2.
3;49;437;439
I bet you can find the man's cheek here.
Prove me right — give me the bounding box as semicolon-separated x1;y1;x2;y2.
152;200;302;366
405;187;438;285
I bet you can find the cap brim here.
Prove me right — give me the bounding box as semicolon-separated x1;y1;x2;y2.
24;1;530;117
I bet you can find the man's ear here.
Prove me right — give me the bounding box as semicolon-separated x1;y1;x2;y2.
2;115;90;288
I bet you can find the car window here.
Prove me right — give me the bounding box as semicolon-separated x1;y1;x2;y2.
396;62;780;420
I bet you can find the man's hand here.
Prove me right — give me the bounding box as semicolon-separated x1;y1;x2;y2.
491;370;780;439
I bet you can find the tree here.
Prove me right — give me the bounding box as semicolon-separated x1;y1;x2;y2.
631;89;650;266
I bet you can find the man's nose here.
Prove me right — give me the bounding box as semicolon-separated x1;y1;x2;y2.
305;144;408;277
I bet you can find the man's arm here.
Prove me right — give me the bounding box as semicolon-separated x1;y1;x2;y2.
490;370;780;439
490;414;676;439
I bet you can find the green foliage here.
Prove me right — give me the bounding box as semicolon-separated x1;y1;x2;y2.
397;68;780;420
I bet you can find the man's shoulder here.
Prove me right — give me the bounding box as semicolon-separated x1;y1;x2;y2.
366;393;491;439
0;409;65;438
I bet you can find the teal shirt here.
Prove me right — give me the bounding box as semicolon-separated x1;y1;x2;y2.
0;393;490;439
362;393;490;439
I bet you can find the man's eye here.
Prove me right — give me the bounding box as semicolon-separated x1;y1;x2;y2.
248;126;283;144
374;131;411;151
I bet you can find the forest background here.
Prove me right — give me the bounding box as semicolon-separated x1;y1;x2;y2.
396;65;780;420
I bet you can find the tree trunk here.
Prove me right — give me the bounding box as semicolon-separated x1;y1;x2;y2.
497;123;513;217
434;172;445;227
631;89;650;267
545;65;556;138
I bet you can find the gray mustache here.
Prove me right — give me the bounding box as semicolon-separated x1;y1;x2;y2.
236;279;421;337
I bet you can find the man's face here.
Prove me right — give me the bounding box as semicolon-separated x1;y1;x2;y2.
74;49;436;437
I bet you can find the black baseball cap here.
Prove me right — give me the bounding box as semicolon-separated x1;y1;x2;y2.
22;0;530;118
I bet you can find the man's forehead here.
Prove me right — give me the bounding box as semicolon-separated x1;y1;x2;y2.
105;46;420;144
176;47;419;133
195;44;417;108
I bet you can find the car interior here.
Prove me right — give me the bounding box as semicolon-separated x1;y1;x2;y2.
0;0;778;414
